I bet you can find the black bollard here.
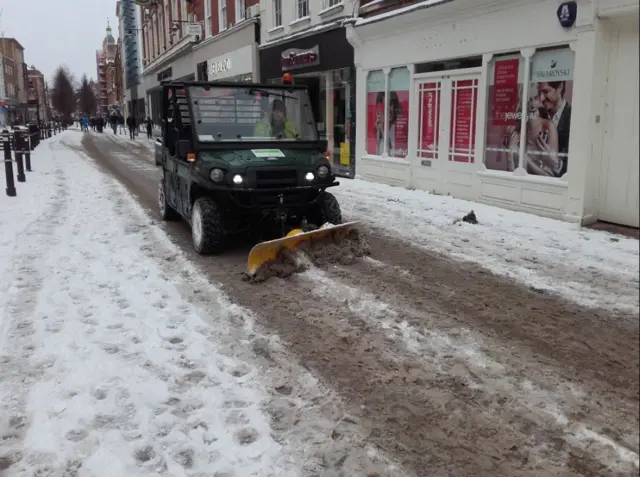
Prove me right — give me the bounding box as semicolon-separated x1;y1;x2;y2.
13;130;26;183
3;131;16;196
25;134;32;172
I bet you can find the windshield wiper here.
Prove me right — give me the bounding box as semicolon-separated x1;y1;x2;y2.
248;88;298;100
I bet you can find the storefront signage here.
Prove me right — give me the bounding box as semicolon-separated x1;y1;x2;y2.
206;45;253;81
557;1;577;28
157;67;172;82
531;49;574;81
280;46;320;71
492;58;520;127
209;58;232;77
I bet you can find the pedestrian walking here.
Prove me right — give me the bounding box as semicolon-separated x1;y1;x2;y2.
146;116;153;139
126;114;136;140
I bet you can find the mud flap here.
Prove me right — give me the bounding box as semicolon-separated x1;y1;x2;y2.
246;221;360;277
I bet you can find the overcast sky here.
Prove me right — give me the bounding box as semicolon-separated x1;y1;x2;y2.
1;0;118;82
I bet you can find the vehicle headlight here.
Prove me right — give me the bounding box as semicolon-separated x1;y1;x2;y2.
210;168;224;182
232;174;243;184
317;165;329;178
305;172;315;181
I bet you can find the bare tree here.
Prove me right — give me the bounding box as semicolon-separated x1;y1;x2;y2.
50;65;76;122
77;74;97;116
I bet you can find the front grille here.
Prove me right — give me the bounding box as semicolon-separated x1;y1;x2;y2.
255;169;298;188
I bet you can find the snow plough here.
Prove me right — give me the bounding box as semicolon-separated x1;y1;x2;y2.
154;76;360;277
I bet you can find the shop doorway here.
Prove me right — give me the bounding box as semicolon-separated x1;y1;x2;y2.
598;16;639;228
413;70;481;175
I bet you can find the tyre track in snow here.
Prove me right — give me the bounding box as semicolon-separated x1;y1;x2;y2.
80;132;639;477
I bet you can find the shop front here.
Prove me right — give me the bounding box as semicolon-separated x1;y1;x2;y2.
192;19;260;83
346;0;637;226
141;45;195;125
260;26;356;177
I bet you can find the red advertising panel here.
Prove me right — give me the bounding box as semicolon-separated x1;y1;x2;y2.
419;83;440;159
492;58;520;127
450;79;477;161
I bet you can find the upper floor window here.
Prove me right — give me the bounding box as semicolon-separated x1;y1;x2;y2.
219;0;227;31
296;0;309;19
236;0;246;23
324;0;341;7
204;0;212;37
273;0;282;26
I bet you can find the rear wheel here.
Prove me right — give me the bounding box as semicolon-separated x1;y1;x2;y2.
158;179;179;221
191;197;224;254
313;191;342;226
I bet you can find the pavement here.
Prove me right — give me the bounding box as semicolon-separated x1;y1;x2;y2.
65;129;640;477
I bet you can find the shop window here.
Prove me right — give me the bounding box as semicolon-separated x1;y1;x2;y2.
483;47;574;178
484;53;524;172
273;0;282;26
365;67;410;158
417;81;441;160
525;47;574;178
296;0;310;19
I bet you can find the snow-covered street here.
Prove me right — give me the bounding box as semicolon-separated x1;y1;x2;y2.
0;133;394;476
0;129;638;477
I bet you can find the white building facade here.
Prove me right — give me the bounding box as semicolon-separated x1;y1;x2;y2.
259;0;360;177
346;0;639;227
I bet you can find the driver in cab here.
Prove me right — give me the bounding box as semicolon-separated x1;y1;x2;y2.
254;99;296;139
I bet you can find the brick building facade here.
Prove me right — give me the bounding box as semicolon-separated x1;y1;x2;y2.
0;38;27;124
96;24;119;115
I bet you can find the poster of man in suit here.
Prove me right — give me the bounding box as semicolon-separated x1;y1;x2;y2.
526;48;573;177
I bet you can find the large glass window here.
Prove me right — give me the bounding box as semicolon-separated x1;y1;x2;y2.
484;53;524;171
484;47;574;178
365;67;410;158
189;86;318;142
526;47;574;178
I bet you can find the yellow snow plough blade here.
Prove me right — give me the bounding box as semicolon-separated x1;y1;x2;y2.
246;221;360;277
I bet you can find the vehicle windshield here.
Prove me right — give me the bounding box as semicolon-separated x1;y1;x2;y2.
189;85;318;142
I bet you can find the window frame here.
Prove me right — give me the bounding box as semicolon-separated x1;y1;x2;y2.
323;0;341;8
236;0;246;23
204;0;212;37
219;0;227;32
365;67;411;158
273;0;282;26
295;0;310;19
482;45;574;179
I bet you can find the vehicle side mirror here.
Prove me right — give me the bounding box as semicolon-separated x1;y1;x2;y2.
177;139;191;159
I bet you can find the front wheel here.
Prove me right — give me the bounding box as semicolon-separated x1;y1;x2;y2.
158;179;179;221
313;191;342;226
191;197;225;254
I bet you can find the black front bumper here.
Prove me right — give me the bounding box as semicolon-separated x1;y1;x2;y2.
226;182;338;210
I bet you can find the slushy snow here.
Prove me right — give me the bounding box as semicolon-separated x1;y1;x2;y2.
333;178;639;312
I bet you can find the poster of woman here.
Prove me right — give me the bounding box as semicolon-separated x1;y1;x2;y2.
366;69;409;158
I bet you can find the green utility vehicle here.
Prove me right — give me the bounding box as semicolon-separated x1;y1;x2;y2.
156;80;350;261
